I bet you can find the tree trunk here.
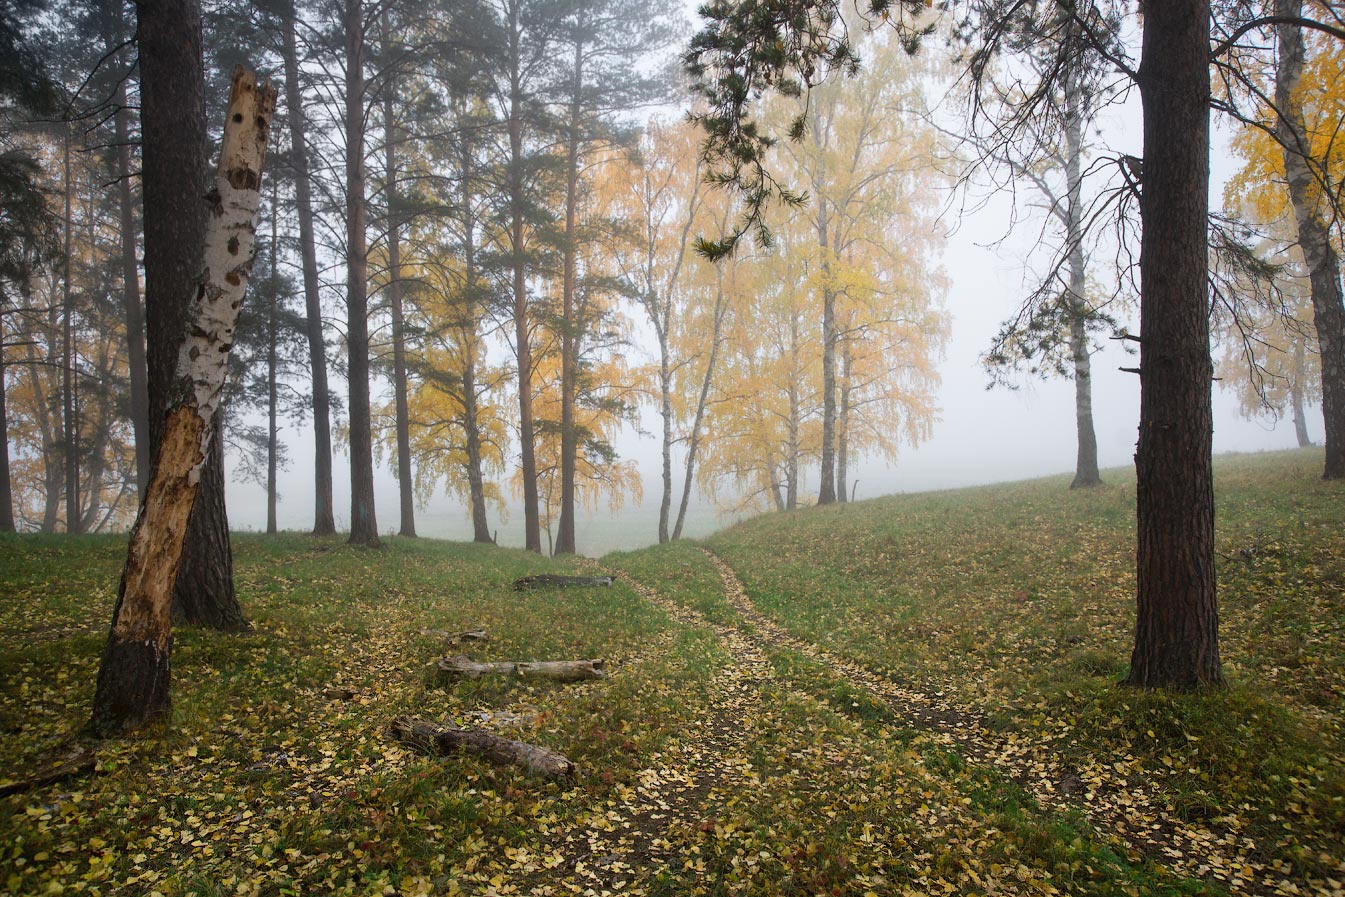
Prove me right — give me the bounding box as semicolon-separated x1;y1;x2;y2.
507;0;541;554
24;323;60;532
1292;337;1312;448
115;77;150;496
1126;0;1222;691
658;340;672;544
345;0;380;548
281;2;336;535
554;29;585;557
138;0;243;628
672;269;729;541
457;128;492;544
89;68;275;737
1275;0;1345;480
0;347;12;532
436;656;606;682
837;338;850;504
383;67;416;538
1065;68;1102;490
266;192;279;535
62;129;79;535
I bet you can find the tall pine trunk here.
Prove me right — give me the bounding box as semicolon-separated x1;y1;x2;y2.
266;193;279;535
1126;0;1221;690
62;129;79;534
89;69;275;736
555;30;585;556
115;67;150;496
457;126;492;543
507;0;541;553
281;2;336;535
1275;0;1345;480
1064;66;1101;489
345;0;381;547
383;69;416;537
0;345;12;532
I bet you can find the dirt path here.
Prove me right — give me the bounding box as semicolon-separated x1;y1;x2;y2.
511;572;776;894
698;548;1317;897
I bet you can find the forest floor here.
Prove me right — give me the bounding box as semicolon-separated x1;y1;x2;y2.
0;447;1342;897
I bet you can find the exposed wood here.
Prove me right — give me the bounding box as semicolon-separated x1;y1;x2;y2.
391;716;575;778
437;655;606;682
419;627;488;644
512;574;614;591
88;67;277;736
0;743;98;796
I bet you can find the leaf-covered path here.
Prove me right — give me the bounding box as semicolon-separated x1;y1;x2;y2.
694;547;1337;897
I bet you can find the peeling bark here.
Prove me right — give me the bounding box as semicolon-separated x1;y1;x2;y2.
89;68;276;737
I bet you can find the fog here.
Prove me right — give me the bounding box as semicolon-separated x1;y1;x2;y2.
222;93;1318;556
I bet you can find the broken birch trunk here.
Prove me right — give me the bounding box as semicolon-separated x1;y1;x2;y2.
513;574;615;591
437;656;606;683
391;716;575;778
88;67;277;738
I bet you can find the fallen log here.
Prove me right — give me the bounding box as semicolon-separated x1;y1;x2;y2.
391;716;575;778
437;655;606;683
513;574;615;591
0;743;98;797
419;627;488;645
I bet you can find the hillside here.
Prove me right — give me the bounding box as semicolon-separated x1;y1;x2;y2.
1;448;1341;896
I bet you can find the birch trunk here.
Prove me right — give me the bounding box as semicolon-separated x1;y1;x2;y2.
281;0;336;535
1275;0;1345;480
671;267;728;541
457;121;492;544
89;68;275;736
0;345;12;532
115;74;150;496
1064;64;1102;490
1292;337;1312;448
62;129;79;534
554;26;585;556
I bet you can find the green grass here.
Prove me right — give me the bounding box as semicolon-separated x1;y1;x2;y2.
0;447;1340;895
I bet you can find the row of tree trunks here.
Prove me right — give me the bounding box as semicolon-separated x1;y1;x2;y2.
391;717;575;778
1275;0;1345;481
89;67;277;736
437;656;606;682
281;0;337;536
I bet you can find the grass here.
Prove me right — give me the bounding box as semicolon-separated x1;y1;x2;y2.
0;447;1340;895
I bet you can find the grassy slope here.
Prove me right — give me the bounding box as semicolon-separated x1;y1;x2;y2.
0;447;1339;896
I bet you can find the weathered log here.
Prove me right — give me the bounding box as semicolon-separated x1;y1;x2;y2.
513;574;615;591
0;743;98;796
391;716;575;778
437;655;606;682
419;627;488;644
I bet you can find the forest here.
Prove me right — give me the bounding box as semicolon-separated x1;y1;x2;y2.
1;0;1344;893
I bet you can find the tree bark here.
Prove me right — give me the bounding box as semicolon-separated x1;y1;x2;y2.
1292;336;1312;447
391;717;575;778
837;338;850;504
507;0;541;554
436;656;606;682
89;68;275;736
383;60;416;538
1126;0;1222;691
554;26;585;557
345;0;381;547
280;2;335;535
1065;66;1101;490
1275;0;1345;480
62;129;79;534
456;122;492;544
115;76;150;496
0;344;12;532
266;190;279;535
138;0;244;628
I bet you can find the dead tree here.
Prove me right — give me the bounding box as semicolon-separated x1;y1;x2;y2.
88;68;277;737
